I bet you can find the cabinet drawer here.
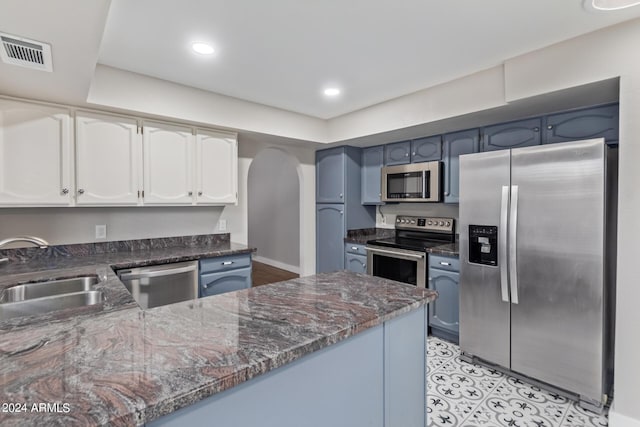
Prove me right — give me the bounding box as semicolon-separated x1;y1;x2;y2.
199;253;251;274
345;242;366;255
200;266;252;297
429;255;459;272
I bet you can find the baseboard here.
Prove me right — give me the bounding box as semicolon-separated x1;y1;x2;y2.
609;408;640;427
252;256;300;274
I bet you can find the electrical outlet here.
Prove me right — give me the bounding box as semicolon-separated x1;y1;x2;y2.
218;219;227;231
95;224;107;239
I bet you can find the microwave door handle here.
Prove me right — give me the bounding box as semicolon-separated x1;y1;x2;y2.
422;171;426;199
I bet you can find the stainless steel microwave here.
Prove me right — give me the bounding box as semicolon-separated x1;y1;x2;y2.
381;161;442;202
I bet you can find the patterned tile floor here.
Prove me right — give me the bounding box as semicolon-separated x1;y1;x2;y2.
427;337;610;427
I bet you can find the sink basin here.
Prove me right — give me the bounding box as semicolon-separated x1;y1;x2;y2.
1;276;99;303
0;291;104;321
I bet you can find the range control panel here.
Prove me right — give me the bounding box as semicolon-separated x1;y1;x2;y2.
395;215;454;233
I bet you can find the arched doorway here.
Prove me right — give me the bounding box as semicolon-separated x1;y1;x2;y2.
248;148;301;279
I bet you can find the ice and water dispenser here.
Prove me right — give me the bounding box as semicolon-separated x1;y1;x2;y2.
468;225;498;266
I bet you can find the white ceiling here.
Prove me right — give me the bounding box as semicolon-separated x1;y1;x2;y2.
98;0;640;119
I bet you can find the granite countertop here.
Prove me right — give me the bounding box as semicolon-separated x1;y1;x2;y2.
427;242;459;256
344;228;395;244
0;234;255;330
0;271;436;426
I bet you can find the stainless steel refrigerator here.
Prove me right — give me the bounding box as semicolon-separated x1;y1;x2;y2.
459;138;617;412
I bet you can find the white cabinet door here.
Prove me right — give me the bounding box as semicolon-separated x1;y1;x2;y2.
75;112;142;205
0;100;73;206
142;121;194;205
196;130;237;204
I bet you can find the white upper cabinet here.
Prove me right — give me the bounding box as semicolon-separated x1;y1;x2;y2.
75;112;142;205
196;130;238;204
0;100;73;206
142;121;194;205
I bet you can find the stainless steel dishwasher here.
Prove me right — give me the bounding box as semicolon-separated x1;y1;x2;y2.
116;261;199;309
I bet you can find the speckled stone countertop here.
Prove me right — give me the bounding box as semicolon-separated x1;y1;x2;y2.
344;228;395;244
0;234;255;330
427;242;459;257
0;271;436;426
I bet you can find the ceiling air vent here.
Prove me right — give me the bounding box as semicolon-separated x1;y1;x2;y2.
0;33;52;72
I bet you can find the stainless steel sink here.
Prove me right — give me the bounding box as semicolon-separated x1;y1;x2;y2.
0;291;104;321
1;276;99;303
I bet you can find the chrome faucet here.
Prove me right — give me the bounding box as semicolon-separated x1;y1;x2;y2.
0;236;49;263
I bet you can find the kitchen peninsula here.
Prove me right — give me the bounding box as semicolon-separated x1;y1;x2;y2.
0;269;433;426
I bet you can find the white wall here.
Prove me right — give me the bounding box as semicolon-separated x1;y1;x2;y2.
327;66;507;142
237;134;316;276
0;206;228;245
248;148;300;272
88;65;328;143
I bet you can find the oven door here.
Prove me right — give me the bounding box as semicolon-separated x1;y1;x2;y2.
366;245;427;288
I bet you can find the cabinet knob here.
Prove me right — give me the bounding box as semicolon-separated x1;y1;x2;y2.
351;246;358;251
412;152;416;156
188;191;193;196
547;125;553;130
198;191;203;196
362;263;366;268
203;284;208;289
61;188;69;195
340;210;344;215
378;193;382;197
78;189;85;195
339;193;343;199
405;153;409;157
533;127;539;132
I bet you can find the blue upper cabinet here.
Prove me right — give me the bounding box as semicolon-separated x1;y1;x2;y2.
361;145;384;205
411;135;442;162
482;118;541;152
384;141;411;165
316;147;346;203
443;129;480;204
544;104;619;145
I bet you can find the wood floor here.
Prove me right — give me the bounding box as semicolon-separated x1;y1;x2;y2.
252;261;299;287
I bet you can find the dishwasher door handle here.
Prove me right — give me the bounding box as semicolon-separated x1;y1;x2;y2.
119;265;197;281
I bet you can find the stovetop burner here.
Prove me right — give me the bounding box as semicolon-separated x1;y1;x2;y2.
366;215;455;252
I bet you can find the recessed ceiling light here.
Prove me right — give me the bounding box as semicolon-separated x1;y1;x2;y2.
584;0;640;10
324;88;341;97
192;42;215;55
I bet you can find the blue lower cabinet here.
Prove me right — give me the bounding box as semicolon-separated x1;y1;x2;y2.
428;255;459;342
345;253;367;274
200;267;252;297
199;253;252;297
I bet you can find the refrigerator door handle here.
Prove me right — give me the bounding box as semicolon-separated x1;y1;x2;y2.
499;186;510;302
509;185;519;304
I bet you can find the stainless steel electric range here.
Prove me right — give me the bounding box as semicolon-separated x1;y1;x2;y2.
366;216;455;288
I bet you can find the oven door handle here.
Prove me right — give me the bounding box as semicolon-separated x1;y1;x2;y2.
365;247;425;260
